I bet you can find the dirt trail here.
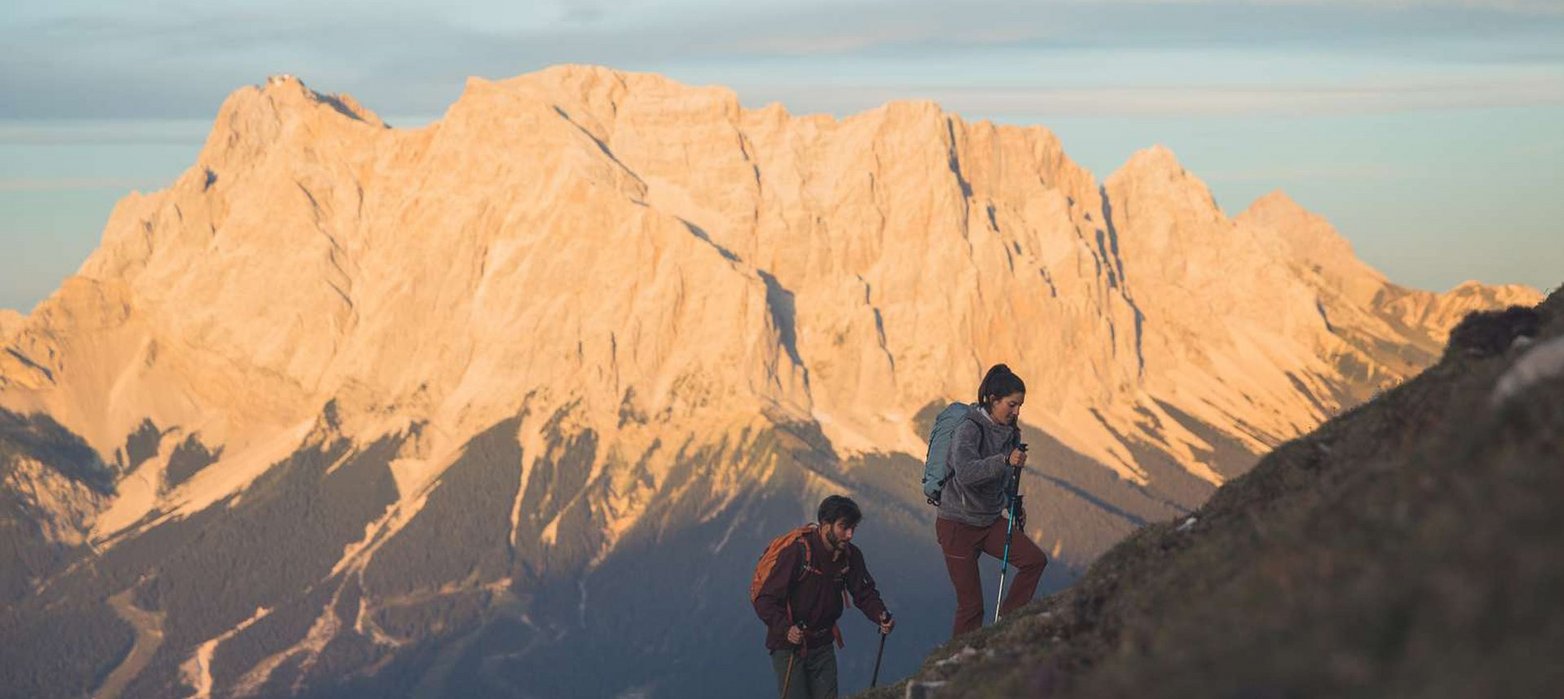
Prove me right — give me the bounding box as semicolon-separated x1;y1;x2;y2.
94;590;166;699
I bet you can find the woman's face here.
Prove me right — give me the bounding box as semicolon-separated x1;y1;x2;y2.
988;391;1025;425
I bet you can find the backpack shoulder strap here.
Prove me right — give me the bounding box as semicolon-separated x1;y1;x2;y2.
795;537;812;579
795;526;823;579
964;410;988;452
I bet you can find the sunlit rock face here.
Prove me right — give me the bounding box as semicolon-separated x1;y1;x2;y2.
0;66;1538;698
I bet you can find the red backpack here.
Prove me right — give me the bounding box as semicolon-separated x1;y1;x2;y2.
749;523;850;648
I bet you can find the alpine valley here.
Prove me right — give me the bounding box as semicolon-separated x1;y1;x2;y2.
0;66;1538;698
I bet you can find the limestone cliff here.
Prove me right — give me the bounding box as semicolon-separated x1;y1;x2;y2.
0;66;1539;698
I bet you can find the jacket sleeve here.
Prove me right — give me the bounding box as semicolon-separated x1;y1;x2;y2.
951;419;1009;487
847;546;889;624
753;541;800;637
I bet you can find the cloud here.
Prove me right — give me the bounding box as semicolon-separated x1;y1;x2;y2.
0;0;1560;118
1253;0;1563;14
739;76;1564;118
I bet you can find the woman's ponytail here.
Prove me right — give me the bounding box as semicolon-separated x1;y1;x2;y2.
977;364;1026;408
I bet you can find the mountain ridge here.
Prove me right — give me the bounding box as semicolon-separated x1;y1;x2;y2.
0;65;1541;698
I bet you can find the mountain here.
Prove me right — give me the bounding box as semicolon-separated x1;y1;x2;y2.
0;309;22;341
874;289;1563;699
0;66;1539;698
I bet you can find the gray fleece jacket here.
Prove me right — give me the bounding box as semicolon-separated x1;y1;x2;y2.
936;404;1020;527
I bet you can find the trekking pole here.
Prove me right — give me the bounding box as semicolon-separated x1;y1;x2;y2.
780;621;807;699
869;612;891;688
994;444;1028;624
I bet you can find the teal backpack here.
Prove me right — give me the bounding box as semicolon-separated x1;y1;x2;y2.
921;403;977;506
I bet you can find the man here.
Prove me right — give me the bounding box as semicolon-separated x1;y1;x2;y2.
753;495;895;699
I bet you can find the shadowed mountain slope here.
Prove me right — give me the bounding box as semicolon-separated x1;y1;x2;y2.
0;66;1541;697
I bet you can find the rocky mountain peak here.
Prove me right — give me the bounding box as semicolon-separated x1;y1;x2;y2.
258;73;385;127
191;73;385;182
216;74;384;137
1119;143;1184;176
1244;188;1308;218
1237;189;1385;301
1239;189;1352;250
0;66;1542;699
1105;144;1225;227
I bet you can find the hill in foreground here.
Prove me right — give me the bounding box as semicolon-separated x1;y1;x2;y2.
872;288;1563;698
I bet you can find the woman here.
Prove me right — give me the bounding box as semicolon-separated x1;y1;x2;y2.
936;363;1048;637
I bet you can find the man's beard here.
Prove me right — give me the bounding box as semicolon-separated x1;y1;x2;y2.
823;528;839;550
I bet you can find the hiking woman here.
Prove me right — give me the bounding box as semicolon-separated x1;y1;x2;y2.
936;363;1048;637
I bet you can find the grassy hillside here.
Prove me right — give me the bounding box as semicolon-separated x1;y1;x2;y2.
868;287;1564;698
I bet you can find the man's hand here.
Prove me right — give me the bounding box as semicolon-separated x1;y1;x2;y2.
878;613;895;635
1008;448;1028;467
786;625;805;645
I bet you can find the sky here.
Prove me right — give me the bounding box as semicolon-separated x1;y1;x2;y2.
3;0;1562;311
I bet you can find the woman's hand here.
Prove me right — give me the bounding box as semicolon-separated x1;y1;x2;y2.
1008;448;1028;467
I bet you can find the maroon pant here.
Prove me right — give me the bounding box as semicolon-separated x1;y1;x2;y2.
936;516;1048;638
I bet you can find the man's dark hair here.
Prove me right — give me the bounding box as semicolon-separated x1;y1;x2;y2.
817;495;862;527
977;363;1027;408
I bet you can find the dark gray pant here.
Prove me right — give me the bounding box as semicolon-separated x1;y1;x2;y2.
769;644;837;699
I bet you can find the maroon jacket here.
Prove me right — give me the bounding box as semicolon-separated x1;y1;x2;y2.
752;529;889;651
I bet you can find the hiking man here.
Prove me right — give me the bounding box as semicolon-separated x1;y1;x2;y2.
752;495;895;699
